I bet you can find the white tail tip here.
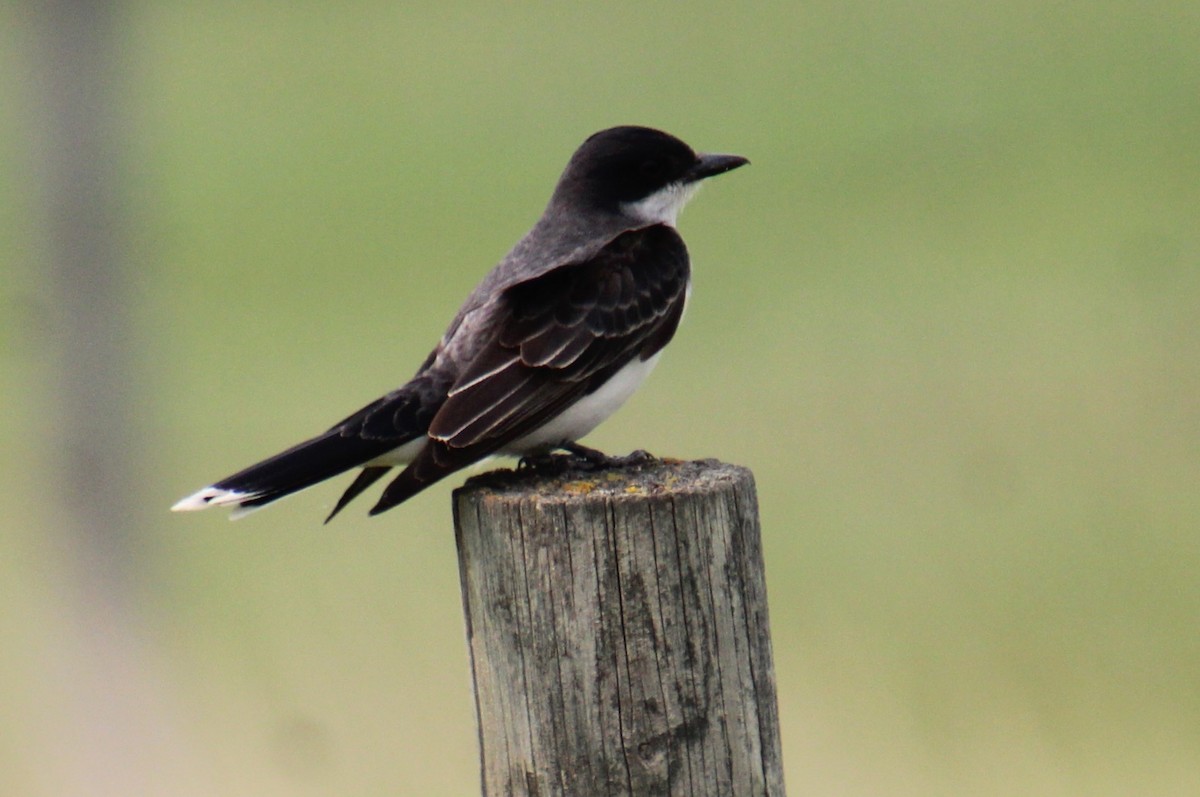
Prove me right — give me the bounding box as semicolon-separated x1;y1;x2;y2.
171;486;256;513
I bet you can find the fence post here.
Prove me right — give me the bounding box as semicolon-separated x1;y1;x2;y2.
453;458;786;796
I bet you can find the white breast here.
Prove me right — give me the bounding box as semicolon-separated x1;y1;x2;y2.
502;353;662;454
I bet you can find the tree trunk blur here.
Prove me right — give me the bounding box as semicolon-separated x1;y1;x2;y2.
26;2;202;794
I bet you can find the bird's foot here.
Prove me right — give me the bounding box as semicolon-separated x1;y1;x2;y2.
516;445;657;476
561;443;657;470
517;452;573;474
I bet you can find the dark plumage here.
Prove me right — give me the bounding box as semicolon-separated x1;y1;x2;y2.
172;126;747;520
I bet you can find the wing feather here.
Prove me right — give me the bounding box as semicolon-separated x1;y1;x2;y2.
370;223;691;514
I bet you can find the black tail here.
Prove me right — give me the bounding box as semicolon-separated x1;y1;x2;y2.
173;368;453;518
324;466;390;523
368;437;493;516
214;431;397;512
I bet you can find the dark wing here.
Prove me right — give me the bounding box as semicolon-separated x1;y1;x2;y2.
333;362;453;442
369;223;690;514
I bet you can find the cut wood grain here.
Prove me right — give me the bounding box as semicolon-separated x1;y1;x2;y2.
454;458;785;796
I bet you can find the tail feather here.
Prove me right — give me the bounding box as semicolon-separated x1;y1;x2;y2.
369;467;432;516
368;438;490;516
325;466;390;524
173;431;398;516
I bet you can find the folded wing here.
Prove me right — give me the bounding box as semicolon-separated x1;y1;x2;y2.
369;223;690;514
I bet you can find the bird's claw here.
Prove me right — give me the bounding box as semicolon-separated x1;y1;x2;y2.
562;443;657;470
517;445;658;477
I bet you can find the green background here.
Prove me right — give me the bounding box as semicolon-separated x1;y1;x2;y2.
3;2;1198;795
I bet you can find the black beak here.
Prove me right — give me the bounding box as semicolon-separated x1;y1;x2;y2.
686;152;750;183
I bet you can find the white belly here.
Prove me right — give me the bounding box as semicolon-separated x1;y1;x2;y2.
365;352;661;462
503;353;662;454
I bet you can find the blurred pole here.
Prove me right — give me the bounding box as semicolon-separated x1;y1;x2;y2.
34;0;135;580
27;1;203;794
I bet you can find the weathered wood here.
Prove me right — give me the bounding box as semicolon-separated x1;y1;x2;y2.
454;458;786;797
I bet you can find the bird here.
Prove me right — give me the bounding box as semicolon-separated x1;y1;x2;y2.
171;125;748;521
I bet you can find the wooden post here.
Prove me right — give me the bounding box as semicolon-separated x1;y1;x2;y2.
453;458;786;797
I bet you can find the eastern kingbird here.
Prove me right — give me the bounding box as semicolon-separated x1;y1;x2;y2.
172;126;748;520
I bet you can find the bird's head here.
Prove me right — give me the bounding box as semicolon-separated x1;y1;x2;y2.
552;126;748;226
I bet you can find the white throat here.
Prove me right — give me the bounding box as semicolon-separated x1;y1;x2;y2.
621;181;702;227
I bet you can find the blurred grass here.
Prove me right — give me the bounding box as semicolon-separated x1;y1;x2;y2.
3;1;1199;795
